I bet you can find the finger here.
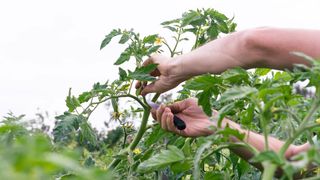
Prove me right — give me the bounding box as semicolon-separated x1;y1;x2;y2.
156;105;165;123
135;81;141;89
141;82;161;96
167;100;187;114
151;108;157;120
166;113;176;132
161;107;171;131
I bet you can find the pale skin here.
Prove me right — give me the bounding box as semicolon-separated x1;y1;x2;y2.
136;27;320;174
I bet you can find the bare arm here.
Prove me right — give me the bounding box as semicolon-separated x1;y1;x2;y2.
171;27;320;78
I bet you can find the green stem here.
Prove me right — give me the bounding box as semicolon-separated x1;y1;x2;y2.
279;100;320;156
261;163;277;180
171;27;182;56
129;108;151;150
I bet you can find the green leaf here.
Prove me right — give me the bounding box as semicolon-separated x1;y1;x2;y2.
197;89;214;116
53;112;82;144
100;29;121;50
78;92;92;104
118;33;130;44
240;103;255;126
255;68;271;76
78;122;98;152
217;102;236;127
221;67;249;84
114;51;131;65
66;88;81;112
143;34;158;43
251;150;283;165
137;145;185;173
216;126;245;141
194;141;212;179
118;67;127;81
128;64;158;81
207;25;219;39
219;86;257;103
160;18;180;25
184;74;221;90
181;10;201;27
147;45;161;55
170;160;193;174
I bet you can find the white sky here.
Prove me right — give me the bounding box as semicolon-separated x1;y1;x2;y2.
0;0;319;128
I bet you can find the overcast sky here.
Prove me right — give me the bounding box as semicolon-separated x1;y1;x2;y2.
1;0;319;128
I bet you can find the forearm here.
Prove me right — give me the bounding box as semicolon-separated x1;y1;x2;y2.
172;28;320;78
219;118;310;160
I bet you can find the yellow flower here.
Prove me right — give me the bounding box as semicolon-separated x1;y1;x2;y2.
133;148;142;155
155;37;163;45
316;118;320;124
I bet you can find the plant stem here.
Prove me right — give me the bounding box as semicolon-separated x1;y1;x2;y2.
261;162;277;180
129;108;151;150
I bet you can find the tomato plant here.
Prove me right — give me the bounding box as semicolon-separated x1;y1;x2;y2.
1;8;320;179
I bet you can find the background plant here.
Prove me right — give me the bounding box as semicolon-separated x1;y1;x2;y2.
1;8;320;180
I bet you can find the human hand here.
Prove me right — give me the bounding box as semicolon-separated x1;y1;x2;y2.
135;54;188;96
151;98;215;137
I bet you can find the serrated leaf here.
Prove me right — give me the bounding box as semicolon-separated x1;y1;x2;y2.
118;33;130;44
181;10;201;27
118;67;127;81
221;67;249;84
66;88;81;112
100;29;121;50
194;141;212;179
53;112;82;144
143;34;158;43
161;18;180;25
147;45;161;55
77;92;92;104
128;64;158;81
207;25;219;39
78;122;98;152
184;74;221;90
219;86;257;103
197;89;214;116
137;145;185;173
114;51;131;65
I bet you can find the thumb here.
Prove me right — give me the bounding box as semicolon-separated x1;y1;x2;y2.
167;101;187;114
141;82;157;96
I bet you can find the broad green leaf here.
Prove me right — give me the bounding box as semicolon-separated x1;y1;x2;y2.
137;145;185;173
194;141;212;179
170;160;193;174
53;112;82;144
184;74;221;90
78;122;98;152
197;89;214;116
240;103;255;126
114;51;131;65
251;150;283;165
255;68;271;76
100;29;121;50
66;88;81;112
219;86;257;103
217;102;236;127
207;24;219;39
221;67;249;84
128;64;158;81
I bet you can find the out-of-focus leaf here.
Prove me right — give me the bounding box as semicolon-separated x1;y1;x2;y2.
147;45;161;55
184;74;221;90
137;145;185;173
53;112;82;144
143;34;158;43
118;33;130;44
78;122;98;152
78;92;92;104
197;89;214;116
118;67;127;81
251;150;283;165
219;86;257;103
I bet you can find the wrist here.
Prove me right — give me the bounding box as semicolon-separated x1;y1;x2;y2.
168;56;193;82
